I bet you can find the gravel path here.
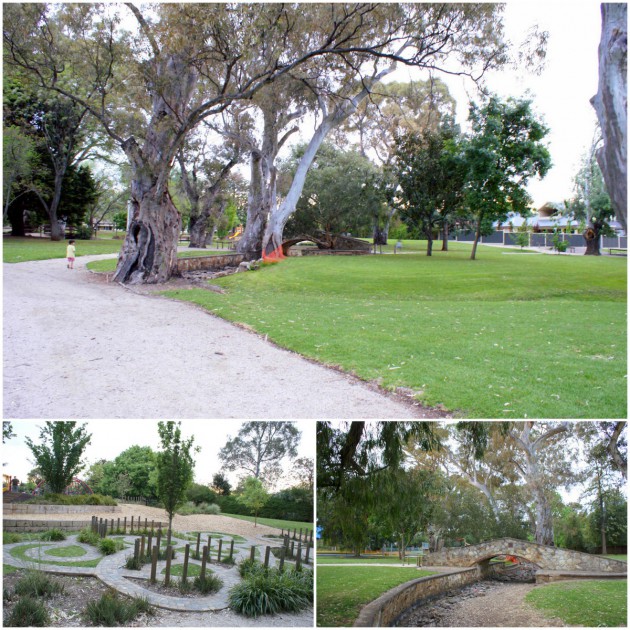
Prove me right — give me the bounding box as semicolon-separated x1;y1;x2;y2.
3;256;443;419
397;580;566;627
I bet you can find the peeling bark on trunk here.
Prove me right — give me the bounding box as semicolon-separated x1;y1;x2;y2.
470;216;483;260
591;3;627;233
441;220;449;251
237;150;266;259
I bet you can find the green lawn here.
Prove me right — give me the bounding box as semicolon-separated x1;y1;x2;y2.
525;580;627;626
3;236;123;262
44;545;87;558
603;554;627;561
316;565;435;626
222;513;313;532
9;544;101;568
164;242;627;418
317;555;410;564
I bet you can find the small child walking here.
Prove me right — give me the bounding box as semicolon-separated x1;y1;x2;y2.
66;240;76;269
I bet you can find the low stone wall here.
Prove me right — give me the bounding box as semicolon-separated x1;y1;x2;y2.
4;519;91;533
423;538;628;573
176;253;245;272
536;570;628;584
4;504;121;515
353;567;481;627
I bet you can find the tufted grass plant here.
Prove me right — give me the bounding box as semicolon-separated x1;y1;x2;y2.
77;528;100;545
39;528;66;542
84;590;153;626
229;566;313;617
13;571;65;598
98;538;124;555
5;595;50;627
192;572;223;594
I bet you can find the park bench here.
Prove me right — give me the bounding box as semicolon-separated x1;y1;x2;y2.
607;247;627;256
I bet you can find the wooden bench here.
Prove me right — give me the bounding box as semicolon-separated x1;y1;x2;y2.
607;247;627;256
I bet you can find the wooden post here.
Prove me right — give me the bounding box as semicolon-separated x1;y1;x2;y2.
151;520;154;533
147;533;153;560
156;529;162;555
299;528;303;542
123;516;127;534
296;543;302;570
182;544;190;584
309;530;313;545
207;536;212;562
305;543;310;564
290;540;295;558
164;545;173;586
229;539;234;562
150;545;158;583
264;546;271;568
196;532;201;559
250;545;256;562
200;545;208;579
140;535;145;560
279;546;285;572
144;517;148;531
131;515;134;534
117;517;120;533
217;539;223;563
110;518;114;533
134;538;140;562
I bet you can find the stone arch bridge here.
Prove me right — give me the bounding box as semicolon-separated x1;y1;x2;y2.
423;538;627;573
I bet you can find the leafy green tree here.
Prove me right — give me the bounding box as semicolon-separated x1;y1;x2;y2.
211;473;232;496
282;143;383;239
156;421;197;545
219;422;300;485
461;96;551;260
586;488;627;551
393;121;464;255
3;421;16;443
566;134;616;255
3;126;34;220
186;482;217;505
25;422;91;494
240;476;269;527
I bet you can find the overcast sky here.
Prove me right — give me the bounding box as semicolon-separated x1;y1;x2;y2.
3;420;315;490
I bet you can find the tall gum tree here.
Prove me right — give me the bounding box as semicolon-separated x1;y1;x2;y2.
591;3;627;233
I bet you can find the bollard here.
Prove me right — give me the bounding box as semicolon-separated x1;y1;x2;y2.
217;539;223;563
279;546;285;572
156;529;162;554
151;520;154;533
229;539;234;562
200;545;208;579
150;545;158;582
290;541;295;558
250;545;256;562
164;544;173;586
123;516;127;534
264;546;271;568
145;518;148;531
147;532;153;560
140;535;145;560
182;544;190;584
207;537;212;562
305;543;310;564
117;517;120;533
296;543;302;570
196;532;201;559
131;516;134;534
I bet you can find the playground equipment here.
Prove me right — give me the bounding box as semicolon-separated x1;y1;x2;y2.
228;225;243;239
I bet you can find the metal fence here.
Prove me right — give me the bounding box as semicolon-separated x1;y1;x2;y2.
454;231;626;250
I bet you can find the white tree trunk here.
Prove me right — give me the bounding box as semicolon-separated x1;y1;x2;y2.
591;3;627;233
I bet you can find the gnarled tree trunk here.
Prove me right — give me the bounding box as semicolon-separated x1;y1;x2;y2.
591;3;627;233
237;150;266;259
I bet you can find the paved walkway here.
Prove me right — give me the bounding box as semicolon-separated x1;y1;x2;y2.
4;531;310;612
4;256;425;419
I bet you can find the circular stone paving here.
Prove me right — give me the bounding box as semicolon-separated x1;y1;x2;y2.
3;530;313;612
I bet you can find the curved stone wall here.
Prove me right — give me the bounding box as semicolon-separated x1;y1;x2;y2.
4;504;121;514
353;567;481;627
423;538;628;573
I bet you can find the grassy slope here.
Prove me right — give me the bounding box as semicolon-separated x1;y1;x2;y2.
525;580;627;626
316;566;435;626
221;513;313;532
164;242;626;418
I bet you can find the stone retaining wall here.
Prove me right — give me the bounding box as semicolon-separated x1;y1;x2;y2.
4;504;121;514
353;567;482;627
4;519;92;532
176;253;245;272
423;538;628;573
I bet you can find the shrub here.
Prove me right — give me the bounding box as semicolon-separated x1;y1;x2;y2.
177;501;221;516
26;493;117;506
77;528;100;546
238;558;263;578
40;528;66;542
192;572;223;594
84;591;152;625
4;533;22;545
124;555;143;570
73;225;93;240
13;572;65;598
98;538;123;555
229;567;313;617
5;596;50;627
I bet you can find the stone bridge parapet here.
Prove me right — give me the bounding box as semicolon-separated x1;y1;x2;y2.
423;538;627;573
